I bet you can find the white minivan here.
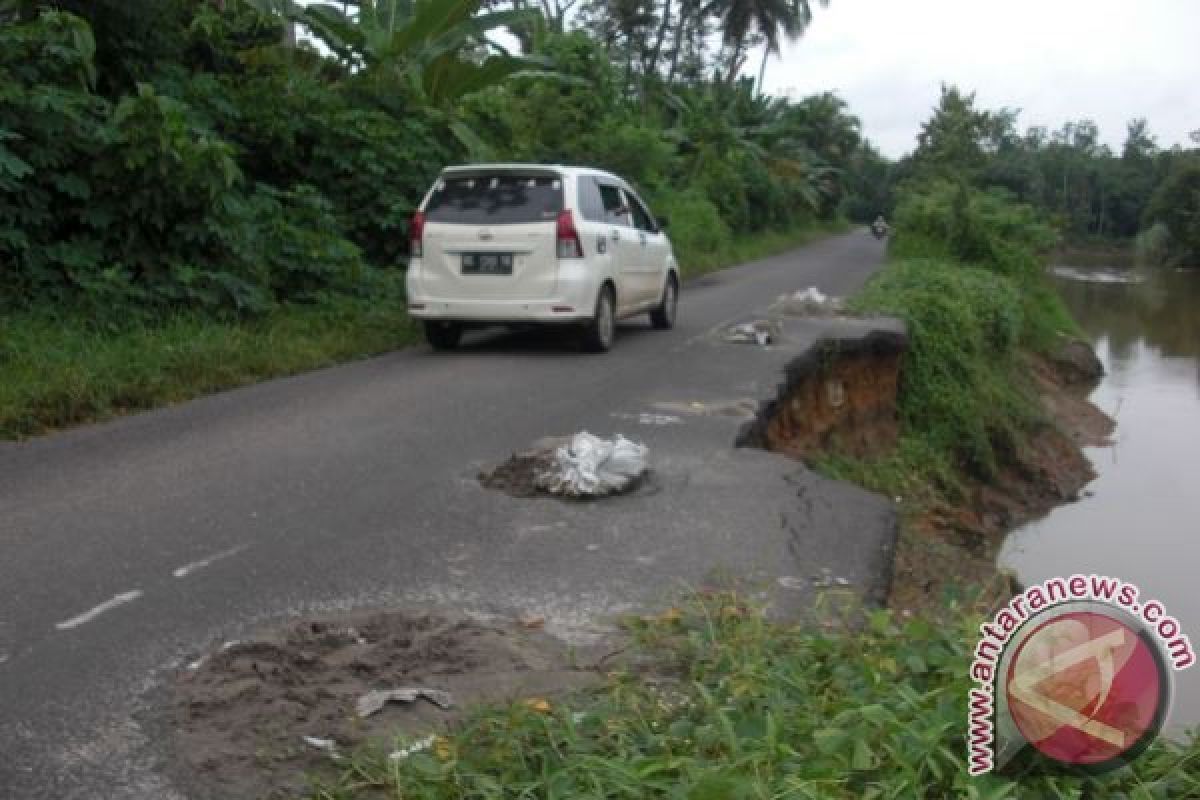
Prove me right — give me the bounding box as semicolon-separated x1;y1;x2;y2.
405;164;679;352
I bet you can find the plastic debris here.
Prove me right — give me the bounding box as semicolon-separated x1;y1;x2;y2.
356;687;454;718
724;320;780;345
534;432;648;498
388;734;437;761
524;698;553;714
769;287;844;316
611;411;683;426
302;736;341;759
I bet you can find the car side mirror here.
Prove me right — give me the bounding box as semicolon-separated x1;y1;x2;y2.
656;214;669;231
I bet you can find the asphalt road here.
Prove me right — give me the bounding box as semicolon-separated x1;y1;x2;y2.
1;230;891;799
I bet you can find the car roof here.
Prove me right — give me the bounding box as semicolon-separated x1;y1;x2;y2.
440;163;624;183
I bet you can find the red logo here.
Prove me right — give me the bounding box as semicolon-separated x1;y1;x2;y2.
1005;610;1169;769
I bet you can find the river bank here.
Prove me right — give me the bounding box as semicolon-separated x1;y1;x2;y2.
887;344;1113;614
744;322;1113;616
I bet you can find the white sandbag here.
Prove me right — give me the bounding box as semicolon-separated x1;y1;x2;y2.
535;432;648;497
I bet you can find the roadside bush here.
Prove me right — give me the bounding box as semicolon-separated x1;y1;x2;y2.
890;180;1074;351
0;12;367;316
650;188;731;268
891;181;1056;274
0;12;107;306
186;56;449;266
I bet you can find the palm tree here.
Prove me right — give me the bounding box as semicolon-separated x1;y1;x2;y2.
702;0;826;91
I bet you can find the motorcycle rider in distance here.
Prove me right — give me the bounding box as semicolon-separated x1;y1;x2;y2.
871;215;889;239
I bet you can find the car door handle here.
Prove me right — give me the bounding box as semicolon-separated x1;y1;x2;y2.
611;230;621;241
638;232;647;245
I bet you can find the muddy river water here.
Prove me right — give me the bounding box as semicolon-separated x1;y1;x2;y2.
1000;262;1200;737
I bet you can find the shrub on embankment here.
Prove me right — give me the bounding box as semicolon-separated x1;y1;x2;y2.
829;182;1079;494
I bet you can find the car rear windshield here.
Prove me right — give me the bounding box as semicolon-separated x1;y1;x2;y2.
425;173;564;225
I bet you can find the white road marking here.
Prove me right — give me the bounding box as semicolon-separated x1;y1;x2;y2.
0;653;8;665
172;544;247;579
55;590;143;630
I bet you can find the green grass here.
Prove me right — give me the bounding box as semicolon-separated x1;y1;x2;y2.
0;277;420;439
0;224;843;440
309;593;1200;799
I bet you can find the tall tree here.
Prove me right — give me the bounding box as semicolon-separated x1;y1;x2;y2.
912;85;992;178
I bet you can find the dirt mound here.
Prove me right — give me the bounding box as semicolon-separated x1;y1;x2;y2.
479;450;557;498
1049;335;1106;386
166;610;602;800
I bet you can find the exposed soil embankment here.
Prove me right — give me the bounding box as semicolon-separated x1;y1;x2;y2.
738;327;908;459
746;329;1112;614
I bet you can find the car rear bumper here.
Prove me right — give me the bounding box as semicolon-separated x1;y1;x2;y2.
407;299;591;323
406;260;600;322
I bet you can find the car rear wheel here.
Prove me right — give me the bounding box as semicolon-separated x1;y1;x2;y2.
650;273;678;330
581;286;616;353
424;321;463;350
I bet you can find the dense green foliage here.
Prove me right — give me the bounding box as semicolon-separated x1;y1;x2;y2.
1142;158;1200;266
312;594;1200;799
0;9;386;316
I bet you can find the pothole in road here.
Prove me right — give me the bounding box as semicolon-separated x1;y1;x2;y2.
479;435;654;501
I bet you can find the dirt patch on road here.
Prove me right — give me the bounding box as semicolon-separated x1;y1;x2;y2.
479;448;558;498
166;610;602;800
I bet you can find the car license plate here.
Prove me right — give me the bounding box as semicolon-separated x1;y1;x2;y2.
462;253;513;275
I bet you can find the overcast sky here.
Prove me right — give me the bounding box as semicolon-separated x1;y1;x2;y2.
760;0;1199;159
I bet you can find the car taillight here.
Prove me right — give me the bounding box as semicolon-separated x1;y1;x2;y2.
556;209;583;258
410;210;426;258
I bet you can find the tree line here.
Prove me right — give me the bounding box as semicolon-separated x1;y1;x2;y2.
893;85;1200;265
